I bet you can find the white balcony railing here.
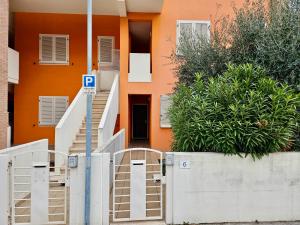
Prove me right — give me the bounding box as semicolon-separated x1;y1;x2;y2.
8;48;19;84
98;73;119;147
128;53;151;82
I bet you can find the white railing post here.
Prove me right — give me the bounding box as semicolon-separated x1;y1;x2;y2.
98;73;119;148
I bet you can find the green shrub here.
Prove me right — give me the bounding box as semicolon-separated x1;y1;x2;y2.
169;64;300;158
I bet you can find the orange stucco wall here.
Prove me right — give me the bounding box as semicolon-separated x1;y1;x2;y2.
120;0;243;151
14;0;243;149
14;13;120;145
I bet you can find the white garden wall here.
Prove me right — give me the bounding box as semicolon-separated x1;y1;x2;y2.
166;152;300;224
69;153;110;225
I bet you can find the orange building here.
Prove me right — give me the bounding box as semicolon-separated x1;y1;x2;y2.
9;0;244;151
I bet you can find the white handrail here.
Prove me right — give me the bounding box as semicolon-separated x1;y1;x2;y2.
98;73;119;147
95;129;125;189
55;88;87;170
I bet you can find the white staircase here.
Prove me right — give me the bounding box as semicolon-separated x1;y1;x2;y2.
55;71;119;171
69;91;109;154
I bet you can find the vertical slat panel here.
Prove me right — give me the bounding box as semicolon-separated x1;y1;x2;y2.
160;95;171;128
98;36;114;65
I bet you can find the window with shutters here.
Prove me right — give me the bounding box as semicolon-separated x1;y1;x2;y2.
39;96;69;126
160;95;171;128
39;34;69;64
176;20;210;54
98;36;114;65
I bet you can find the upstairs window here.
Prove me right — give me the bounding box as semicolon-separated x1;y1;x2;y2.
98;36;115;65
39;96;69;126
176;20;210;54
39;34;69;64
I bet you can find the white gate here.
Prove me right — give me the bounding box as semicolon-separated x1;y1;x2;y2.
113;148;163;222
10;150;69;225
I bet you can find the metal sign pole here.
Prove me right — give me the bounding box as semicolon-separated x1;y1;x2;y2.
84;0;92;224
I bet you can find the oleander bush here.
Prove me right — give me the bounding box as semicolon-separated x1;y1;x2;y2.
169;64;300;158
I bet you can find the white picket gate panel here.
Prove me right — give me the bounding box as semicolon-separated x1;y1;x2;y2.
10;150;69;225
113;148;163;222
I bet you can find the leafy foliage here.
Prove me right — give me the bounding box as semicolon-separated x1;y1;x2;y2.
169;64;300;158
173;0;300;90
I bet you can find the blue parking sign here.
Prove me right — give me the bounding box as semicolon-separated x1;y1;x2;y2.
82;74;96;94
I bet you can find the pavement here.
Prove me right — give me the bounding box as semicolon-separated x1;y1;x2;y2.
110;221;300;225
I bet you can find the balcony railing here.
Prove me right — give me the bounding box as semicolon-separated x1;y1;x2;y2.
8;48;19;84
128;53;152;82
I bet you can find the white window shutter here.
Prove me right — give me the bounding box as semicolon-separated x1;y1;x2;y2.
54;96;69;124
39;96;68;126
55;36;69;63
98;36;114;64
40;35;53;63
160;95;171;128
39;34;69;64
39;96;54;125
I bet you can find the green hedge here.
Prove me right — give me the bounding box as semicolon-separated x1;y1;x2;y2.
169;64;300;158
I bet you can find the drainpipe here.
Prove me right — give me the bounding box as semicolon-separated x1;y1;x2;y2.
84;0;92;224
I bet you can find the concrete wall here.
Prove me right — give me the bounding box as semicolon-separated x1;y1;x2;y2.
69;153;110;225
166;152;300;224
0;0;9;149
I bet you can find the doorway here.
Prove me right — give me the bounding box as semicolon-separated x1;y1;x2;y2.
132;104;148;139
129;95;151;147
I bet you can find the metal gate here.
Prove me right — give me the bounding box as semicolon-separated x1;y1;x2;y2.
113;148;163;222
10;150;69;225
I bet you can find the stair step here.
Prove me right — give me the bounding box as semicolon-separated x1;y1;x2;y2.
69;147;97;153
92;110;104;114
76;133;97;141
79;128;98;135
82;122;99;128
94;96;109;100
93;98;107;102
72;142;97;149
83;117;101;122
93;105;105;109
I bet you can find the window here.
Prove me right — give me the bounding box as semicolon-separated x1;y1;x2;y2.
176;20;210;54
39;34;69;64
160;95;171;128
98;36;115;65
39;96;69;126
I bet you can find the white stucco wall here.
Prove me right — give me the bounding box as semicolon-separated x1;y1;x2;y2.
69;153;110;225
166;152;300;224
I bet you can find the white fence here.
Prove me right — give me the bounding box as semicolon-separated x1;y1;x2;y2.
166;152;300;224
55;88;86;170
69;153;110;225
0;140;49;225
98;73;119;148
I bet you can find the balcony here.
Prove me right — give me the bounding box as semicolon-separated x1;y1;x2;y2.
128;53;151;83
8;48;19;84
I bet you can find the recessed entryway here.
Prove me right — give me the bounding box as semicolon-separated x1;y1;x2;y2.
129;95;151;147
